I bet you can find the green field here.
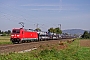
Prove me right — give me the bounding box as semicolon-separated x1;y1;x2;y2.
0;39;90;60
0;36;12;45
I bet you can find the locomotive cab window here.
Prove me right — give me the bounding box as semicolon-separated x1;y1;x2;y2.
12;29;20;33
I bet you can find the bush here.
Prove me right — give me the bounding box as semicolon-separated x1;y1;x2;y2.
2;33;7;36
81;31;90;39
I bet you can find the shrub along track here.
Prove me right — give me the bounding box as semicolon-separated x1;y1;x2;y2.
0;39;71;54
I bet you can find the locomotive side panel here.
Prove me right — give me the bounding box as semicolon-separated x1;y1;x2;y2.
22;30;38;41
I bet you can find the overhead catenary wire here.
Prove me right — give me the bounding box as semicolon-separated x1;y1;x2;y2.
0;3;45;31
0;4;39;24
0;1;62;30
0;5;39;29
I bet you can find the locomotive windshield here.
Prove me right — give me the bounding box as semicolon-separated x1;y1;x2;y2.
12;29;20;33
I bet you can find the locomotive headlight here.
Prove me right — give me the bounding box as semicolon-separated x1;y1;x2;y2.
11;35;14;36
17;35;20;37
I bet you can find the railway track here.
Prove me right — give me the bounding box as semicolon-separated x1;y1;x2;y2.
0;42;40;54
0;39;71;54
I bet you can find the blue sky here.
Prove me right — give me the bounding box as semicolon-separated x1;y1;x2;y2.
0;0;90;31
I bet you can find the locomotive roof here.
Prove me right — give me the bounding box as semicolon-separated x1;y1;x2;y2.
13;28;23;29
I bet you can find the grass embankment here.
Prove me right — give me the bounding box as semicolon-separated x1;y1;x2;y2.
0;36;12;45
0;39;90;60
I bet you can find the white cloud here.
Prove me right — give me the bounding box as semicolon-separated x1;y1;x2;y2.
28;8;62;11
21;4;60;7
23;7;77;11
20;3;79;11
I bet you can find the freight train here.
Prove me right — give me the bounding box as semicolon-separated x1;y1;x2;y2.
10;28;60;43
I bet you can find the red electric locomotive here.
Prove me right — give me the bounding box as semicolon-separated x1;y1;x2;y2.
10;28;38;43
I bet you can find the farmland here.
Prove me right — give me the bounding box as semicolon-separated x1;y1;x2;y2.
0;36;12;45
0;36;90;60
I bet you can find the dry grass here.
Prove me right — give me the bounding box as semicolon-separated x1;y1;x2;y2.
0;36;11;45
67;39;75;44
59;40;64;45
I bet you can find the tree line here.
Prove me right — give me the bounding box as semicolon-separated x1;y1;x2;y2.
81;31;90;39
0;30;11;36
35;27;62;34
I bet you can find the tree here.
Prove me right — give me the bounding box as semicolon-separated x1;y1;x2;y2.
81;31;90;39
4;30;11;35
0;30;11;36
48;28;54;33
7;30;11;34
1;31;3;34
54;27;62;34
0;30;1;34
2;32;7;36
5;31;8;34
35;28;41;31
48;27;62;34
89;31;90;38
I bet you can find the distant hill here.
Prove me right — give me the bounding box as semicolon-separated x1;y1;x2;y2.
62;29;88;35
